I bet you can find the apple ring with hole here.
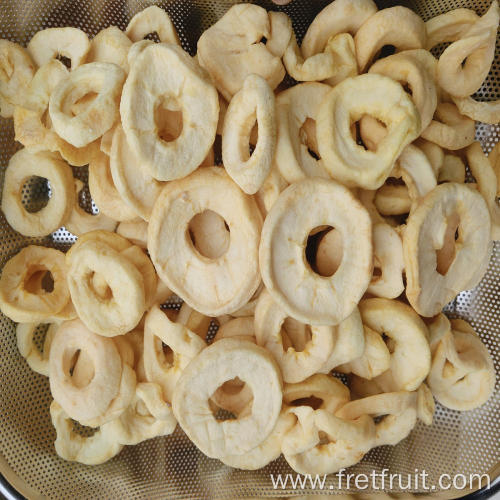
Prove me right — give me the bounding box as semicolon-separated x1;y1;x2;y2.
121;43;218;181
438;154;466;184
49;319;122;423
16;322;58;376
0;246;70;323
125;5;180;45
67;239;146;336
50;401;123;465
87;26;132;73
116;219;148;249
301;0;377;59
466;142;500;241
148;167;262;316
283;374;350;414
282;406;375;475
0;40;35;117
49;62;125;148
336;325;391;380
359;298;431;392
274;82;330;183
436;1;499;98
266;12;292;58
220;410;295;470
222;74;275;195
315;307;365;375
103;382;177;446
254;290;335;383
27;27;89;69
283;32;357;84
420;102;476;151
143;305;206;403
211;317;255;416
65;179;117;236
403;182;491;317
427;319;495;411
88;152;138;222
368;49;437;131
110;124;163;221
1;149;75;237
425;8;479;50
317;74;420;190
451;95;500;125
172;338;282;459
196;4;285;101
354;6;426;72
259;178;372;326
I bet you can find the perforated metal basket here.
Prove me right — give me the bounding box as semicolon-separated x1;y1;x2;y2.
0;0;498;498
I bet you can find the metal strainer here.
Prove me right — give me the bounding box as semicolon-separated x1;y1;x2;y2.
0;0;498;498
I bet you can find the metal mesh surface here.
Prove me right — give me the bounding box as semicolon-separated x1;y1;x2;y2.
0;0;498;498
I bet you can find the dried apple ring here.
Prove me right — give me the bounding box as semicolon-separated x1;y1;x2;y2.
354;7;426;72
49;62;125;147
260;178;372;326
67;239;146;336
222;74;276;195
148;167;262;316
126;6;180;45
110;124;163;220
420;102;475;151
275;82;330;183
65;179;117;236
337;325;391;379
451;95;500;124
466;142;500;241
49;319;122;422
283;374;350;413
16;322;57;376
425;8;479;50
0;40;35;117
2;149;75;237
427;320;495;410
220;410;295;470
403;182;491;317
87;26;132;73
438;154;466;184
489;142;500;197
172;338;282;459
360;298;431;392
317;74;420;190
301;0;377;59
143;305;206;403
368;50;438;131
437;2;499;97
0;246;70;323
50;401;123;465
282;407;375;475
254;290;335;383
27;27;89;69
103;382;177;446
335;391;429;447
88;152;138;222
196;4;285;101
121;43;218;181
